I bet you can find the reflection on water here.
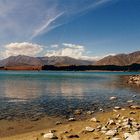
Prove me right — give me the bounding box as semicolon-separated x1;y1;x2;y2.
0;71;140;119
2;78;96;99
3;80;41;99
0;72;112;100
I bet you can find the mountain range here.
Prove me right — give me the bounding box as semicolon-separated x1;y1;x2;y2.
0;55;93;67
96;51;140;66
0;51;140;68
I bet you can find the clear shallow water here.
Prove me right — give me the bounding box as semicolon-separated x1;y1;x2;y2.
0;71;140;120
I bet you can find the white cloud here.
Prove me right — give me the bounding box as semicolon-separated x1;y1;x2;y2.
104;53;116;57
45;43;100;60
45;43;117;61
45;43;84;59
51;44;59;48
62;43;84;49
0;42;117;60
1;42;43;58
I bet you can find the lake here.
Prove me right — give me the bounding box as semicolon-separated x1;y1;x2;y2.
0;71;140;120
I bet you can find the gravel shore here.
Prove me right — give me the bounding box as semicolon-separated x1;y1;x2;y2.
1;107;139;140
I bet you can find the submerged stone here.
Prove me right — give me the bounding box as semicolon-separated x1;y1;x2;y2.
110;96;117;100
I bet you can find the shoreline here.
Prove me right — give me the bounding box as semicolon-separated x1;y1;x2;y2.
0;69;140;72
0;107;140;140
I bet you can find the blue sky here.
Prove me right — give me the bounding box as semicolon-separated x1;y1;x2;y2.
0;0;140;60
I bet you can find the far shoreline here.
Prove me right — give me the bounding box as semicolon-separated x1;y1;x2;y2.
0;63;140;71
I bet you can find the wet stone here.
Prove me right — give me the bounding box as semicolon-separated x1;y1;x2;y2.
87;111;94;115
74;109;82;115
109;96;117;100
114;106;121;110
127;100;134;103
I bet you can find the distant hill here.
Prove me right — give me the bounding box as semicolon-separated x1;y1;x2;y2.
39;56;93;66
0;55;43;67
96;51;140;66
0;55;93;67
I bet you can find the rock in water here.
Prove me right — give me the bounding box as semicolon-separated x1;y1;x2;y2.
87;111;94;115
124;131;140;140
74;109;82;115
114;106;121;110
132;95;136;98
99;108;104;112
128;75;140;86
127;100;134;103
43;132;58;139
110;96;117;100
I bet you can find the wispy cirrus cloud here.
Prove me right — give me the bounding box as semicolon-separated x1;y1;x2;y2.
0;0;114;45
31;0;114;39
31;12;64;39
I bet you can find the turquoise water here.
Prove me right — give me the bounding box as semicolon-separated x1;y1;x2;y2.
0;71;140;120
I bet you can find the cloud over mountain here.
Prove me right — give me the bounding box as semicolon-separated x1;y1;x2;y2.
1;42;43;58
45;43;99;60
0;42;113;61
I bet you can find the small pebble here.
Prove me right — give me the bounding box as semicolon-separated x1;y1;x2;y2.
114;106;121;110
85;126;95;132
43;132;58;139
68;118;75;121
